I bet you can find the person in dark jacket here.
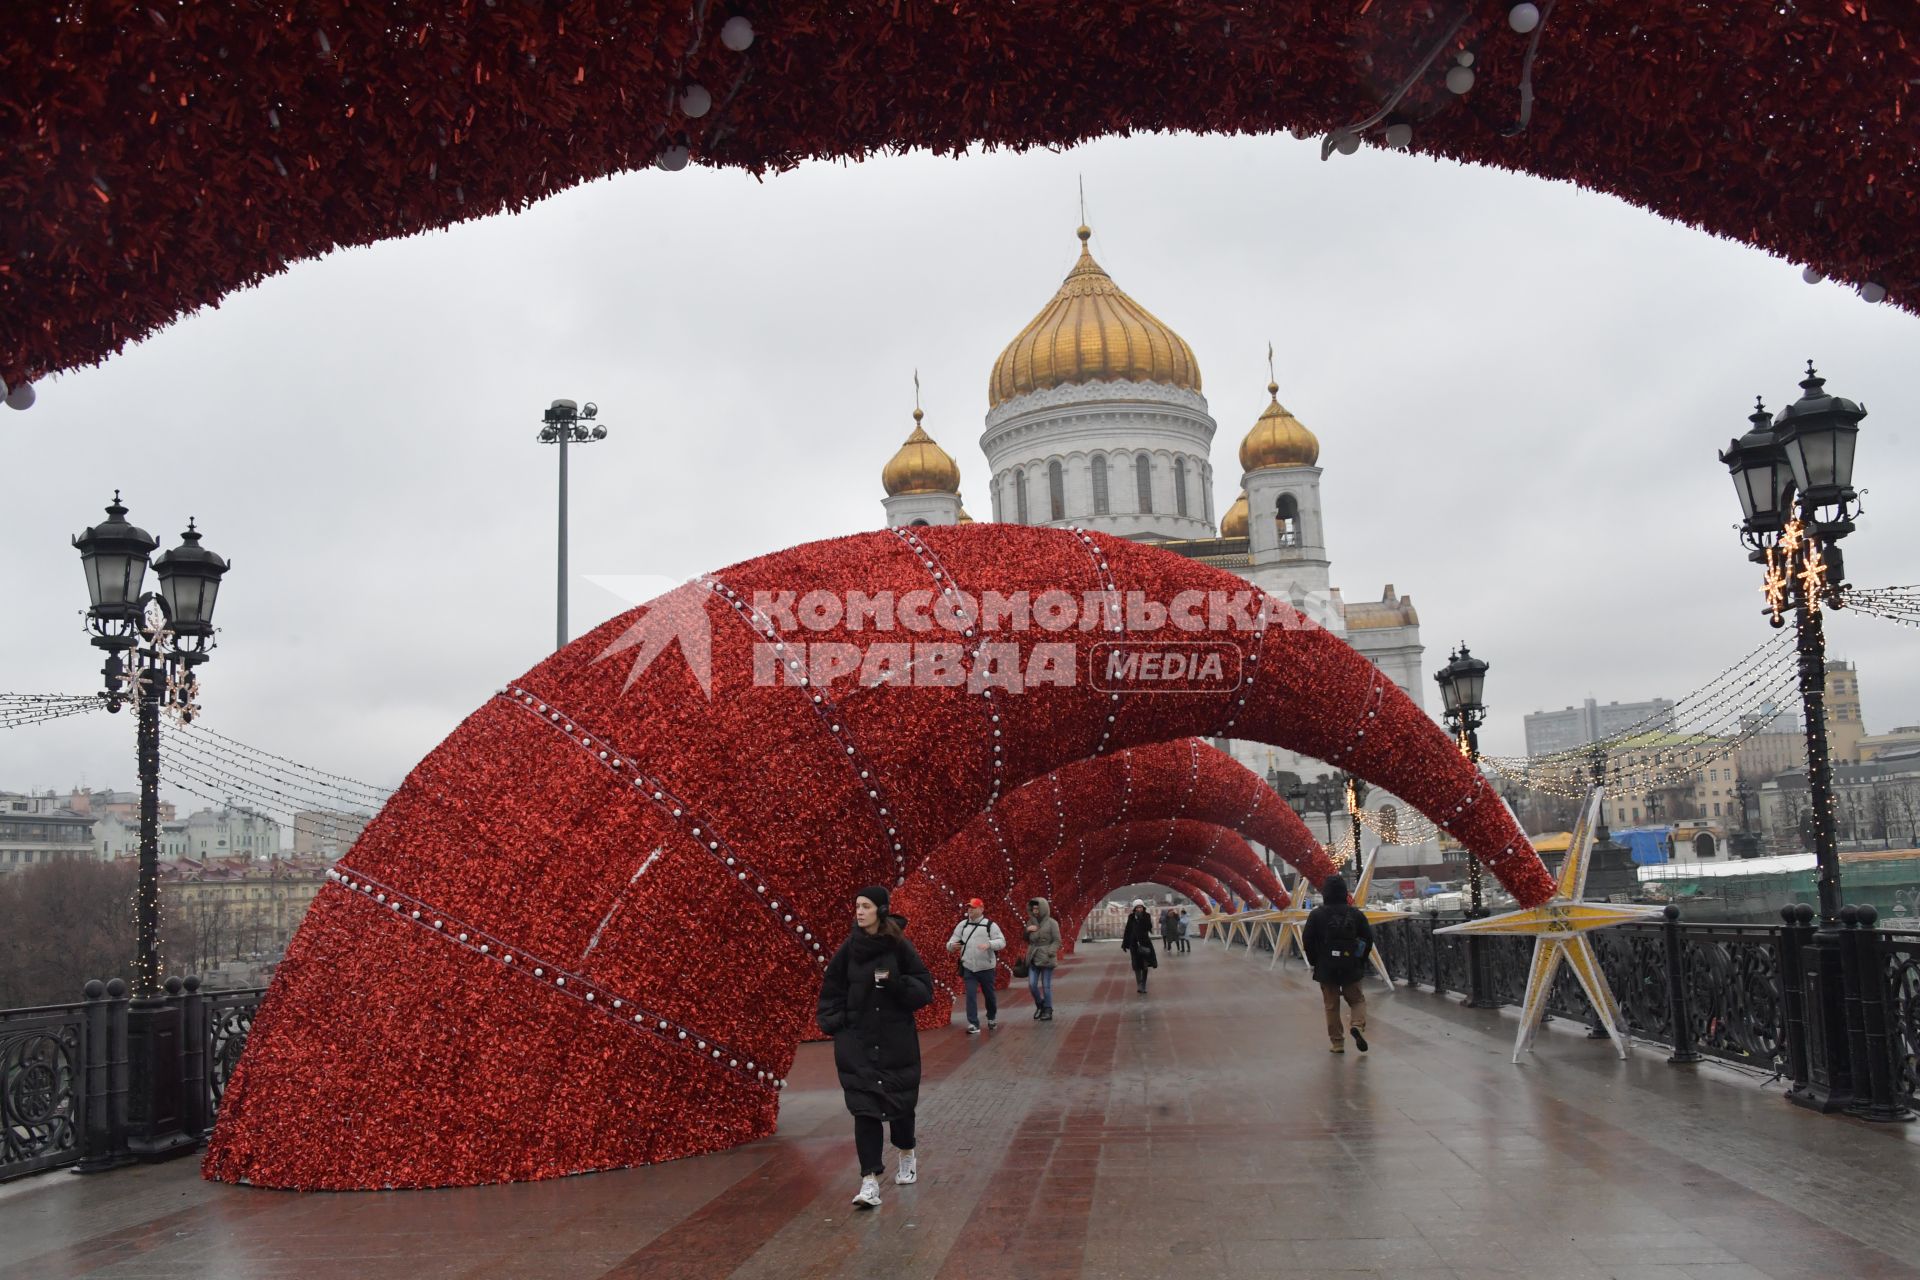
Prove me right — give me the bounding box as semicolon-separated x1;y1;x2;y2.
817;884;934;1209
1301;874;1375;1053
1159;907;1177;956
1024;897;1061;1021
1120;898;1158;994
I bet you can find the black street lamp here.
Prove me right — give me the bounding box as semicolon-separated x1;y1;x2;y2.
1719;362;1866;1115
537;398;609;651
73;493;228;1159
1286;773;1348;863
1434;644;1490;913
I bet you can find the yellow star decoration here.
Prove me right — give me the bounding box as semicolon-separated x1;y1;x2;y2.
1225;907;1282;949
1436;788;1663;1063
1261;872;1313;970
1261;845;1408;981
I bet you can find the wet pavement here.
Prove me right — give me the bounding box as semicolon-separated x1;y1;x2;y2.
3;941;1917;1279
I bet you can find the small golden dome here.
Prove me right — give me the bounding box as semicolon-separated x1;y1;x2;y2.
882;408;962;496
1239;381;1320;471
989;226;1202;408
1220;491;1250;538
956;507;975;524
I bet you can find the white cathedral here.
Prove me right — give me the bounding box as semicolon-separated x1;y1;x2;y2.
875;223;1438;878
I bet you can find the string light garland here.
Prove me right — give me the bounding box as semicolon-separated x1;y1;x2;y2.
0;692;106;730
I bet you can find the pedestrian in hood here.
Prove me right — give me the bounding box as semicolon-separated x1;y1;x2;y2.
817;884;933;1209
1024;897;1061;1021
1121;899;1158;994
945;897;1006;1034
1302;874;1374;1054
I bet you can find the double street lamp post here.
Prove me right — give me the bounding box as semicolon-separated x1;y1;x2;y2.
1718;362;1869;1114
1435;644;1499;1008
71;493;229;1157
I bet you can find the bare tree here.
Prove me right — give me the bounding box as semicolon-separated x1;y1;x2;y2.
0;861;201;1007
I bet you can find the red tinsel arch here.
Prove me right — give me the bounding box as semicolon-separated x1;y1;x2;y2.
2;2;1915;391
891;736;1327;1016
1047;821;1274;947
204;525;1547;1189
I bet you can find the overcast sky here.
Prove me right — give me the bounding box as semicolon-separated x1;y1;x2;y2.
4;131;1916;812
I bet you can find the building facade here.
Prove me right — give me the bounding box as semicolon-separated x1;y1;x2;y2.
875;222;1434;872
1523;698;1677;759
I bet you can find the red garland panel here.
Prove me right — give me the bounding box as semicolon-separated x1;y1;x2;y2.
204;525;1549;1190
2;2;1916;388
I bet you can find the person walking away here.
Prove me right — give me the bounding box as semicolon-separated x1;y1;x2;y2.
1160;907;1177;956
945;897;1006;1033
1024;897;1061;1020
1301;873;1375;1053
1121;899;1158;994
817;885;934;1209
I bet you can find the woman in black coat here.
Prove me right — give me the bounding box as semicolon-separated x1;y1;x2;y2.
1121;898;1159;994
816;884;934;1210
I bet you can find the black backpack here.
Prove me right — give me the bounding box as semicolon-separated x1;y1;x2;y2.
1323;906;1369;976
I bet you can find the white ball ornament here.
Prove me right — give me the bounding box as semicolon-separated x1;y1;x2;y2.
655;144;691;172
1860;281;1887;304
1333;132;1360;156
1802;266;1825;284
680;84;712;118
720;16;755;51
1384;123;1413;150
1509;3;1541;34
5;381;35;410
1445;65;1476;95
1456;50;1475;67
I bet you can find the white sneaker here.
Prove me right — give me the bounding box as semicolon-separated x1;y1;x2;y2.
894;1150;918;1185
852;1174;882;1208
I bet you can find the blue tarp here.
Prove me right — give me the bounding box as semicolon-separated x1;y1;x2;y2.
1612;827;1673;866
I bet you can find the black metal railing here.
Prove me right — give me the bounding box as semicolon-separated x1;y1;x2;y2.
1366;910;1915;1114
0;977;265;1184
0;999;87;1180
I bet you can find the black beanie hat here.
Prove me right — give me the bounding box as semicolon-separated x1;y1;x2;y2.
857;884;891;913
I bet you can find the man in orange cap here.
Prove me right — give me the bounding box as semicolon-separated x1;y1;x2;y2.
945;898;1006;1033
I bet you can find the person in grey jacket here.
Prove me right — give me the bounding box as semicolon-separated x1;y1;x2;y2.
945;898;1006;1033
1024;897;1061;1021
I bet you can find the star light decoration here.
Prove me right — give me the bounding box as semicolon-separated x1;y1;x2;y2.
1437;788;1663;1063
1259;871;1315;969
1259;841;1405;981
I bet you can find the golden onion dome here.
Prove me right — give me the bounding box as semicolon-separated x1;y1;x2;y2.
1220;490;1250;538
1238;381;1320;470
989;226;1202;409
882;408;962;496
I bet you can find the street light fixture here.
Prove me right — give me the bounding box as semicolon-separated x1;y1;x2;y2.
1719;363;1862;922
1719;362;1868;1115
537;398;609;651
1434;644;1490;913
73;493;228;1159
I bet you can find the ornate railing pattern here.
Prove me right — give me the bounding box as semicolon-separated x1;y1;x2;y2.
1381;916;1795;1079
0;982;264;1183
0;1001;86;1180
1885;935;1920;1110
205;990;261;1115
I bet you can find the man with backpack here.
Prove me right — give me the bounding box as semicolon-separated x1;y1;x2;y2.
1301;874;1375;1054
945;898;1006;1033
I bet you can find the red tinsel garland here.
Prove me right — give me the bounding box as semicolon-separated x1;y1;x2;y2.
1;2;1915;390
203;525;1550;1190
885;737;1326;1024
